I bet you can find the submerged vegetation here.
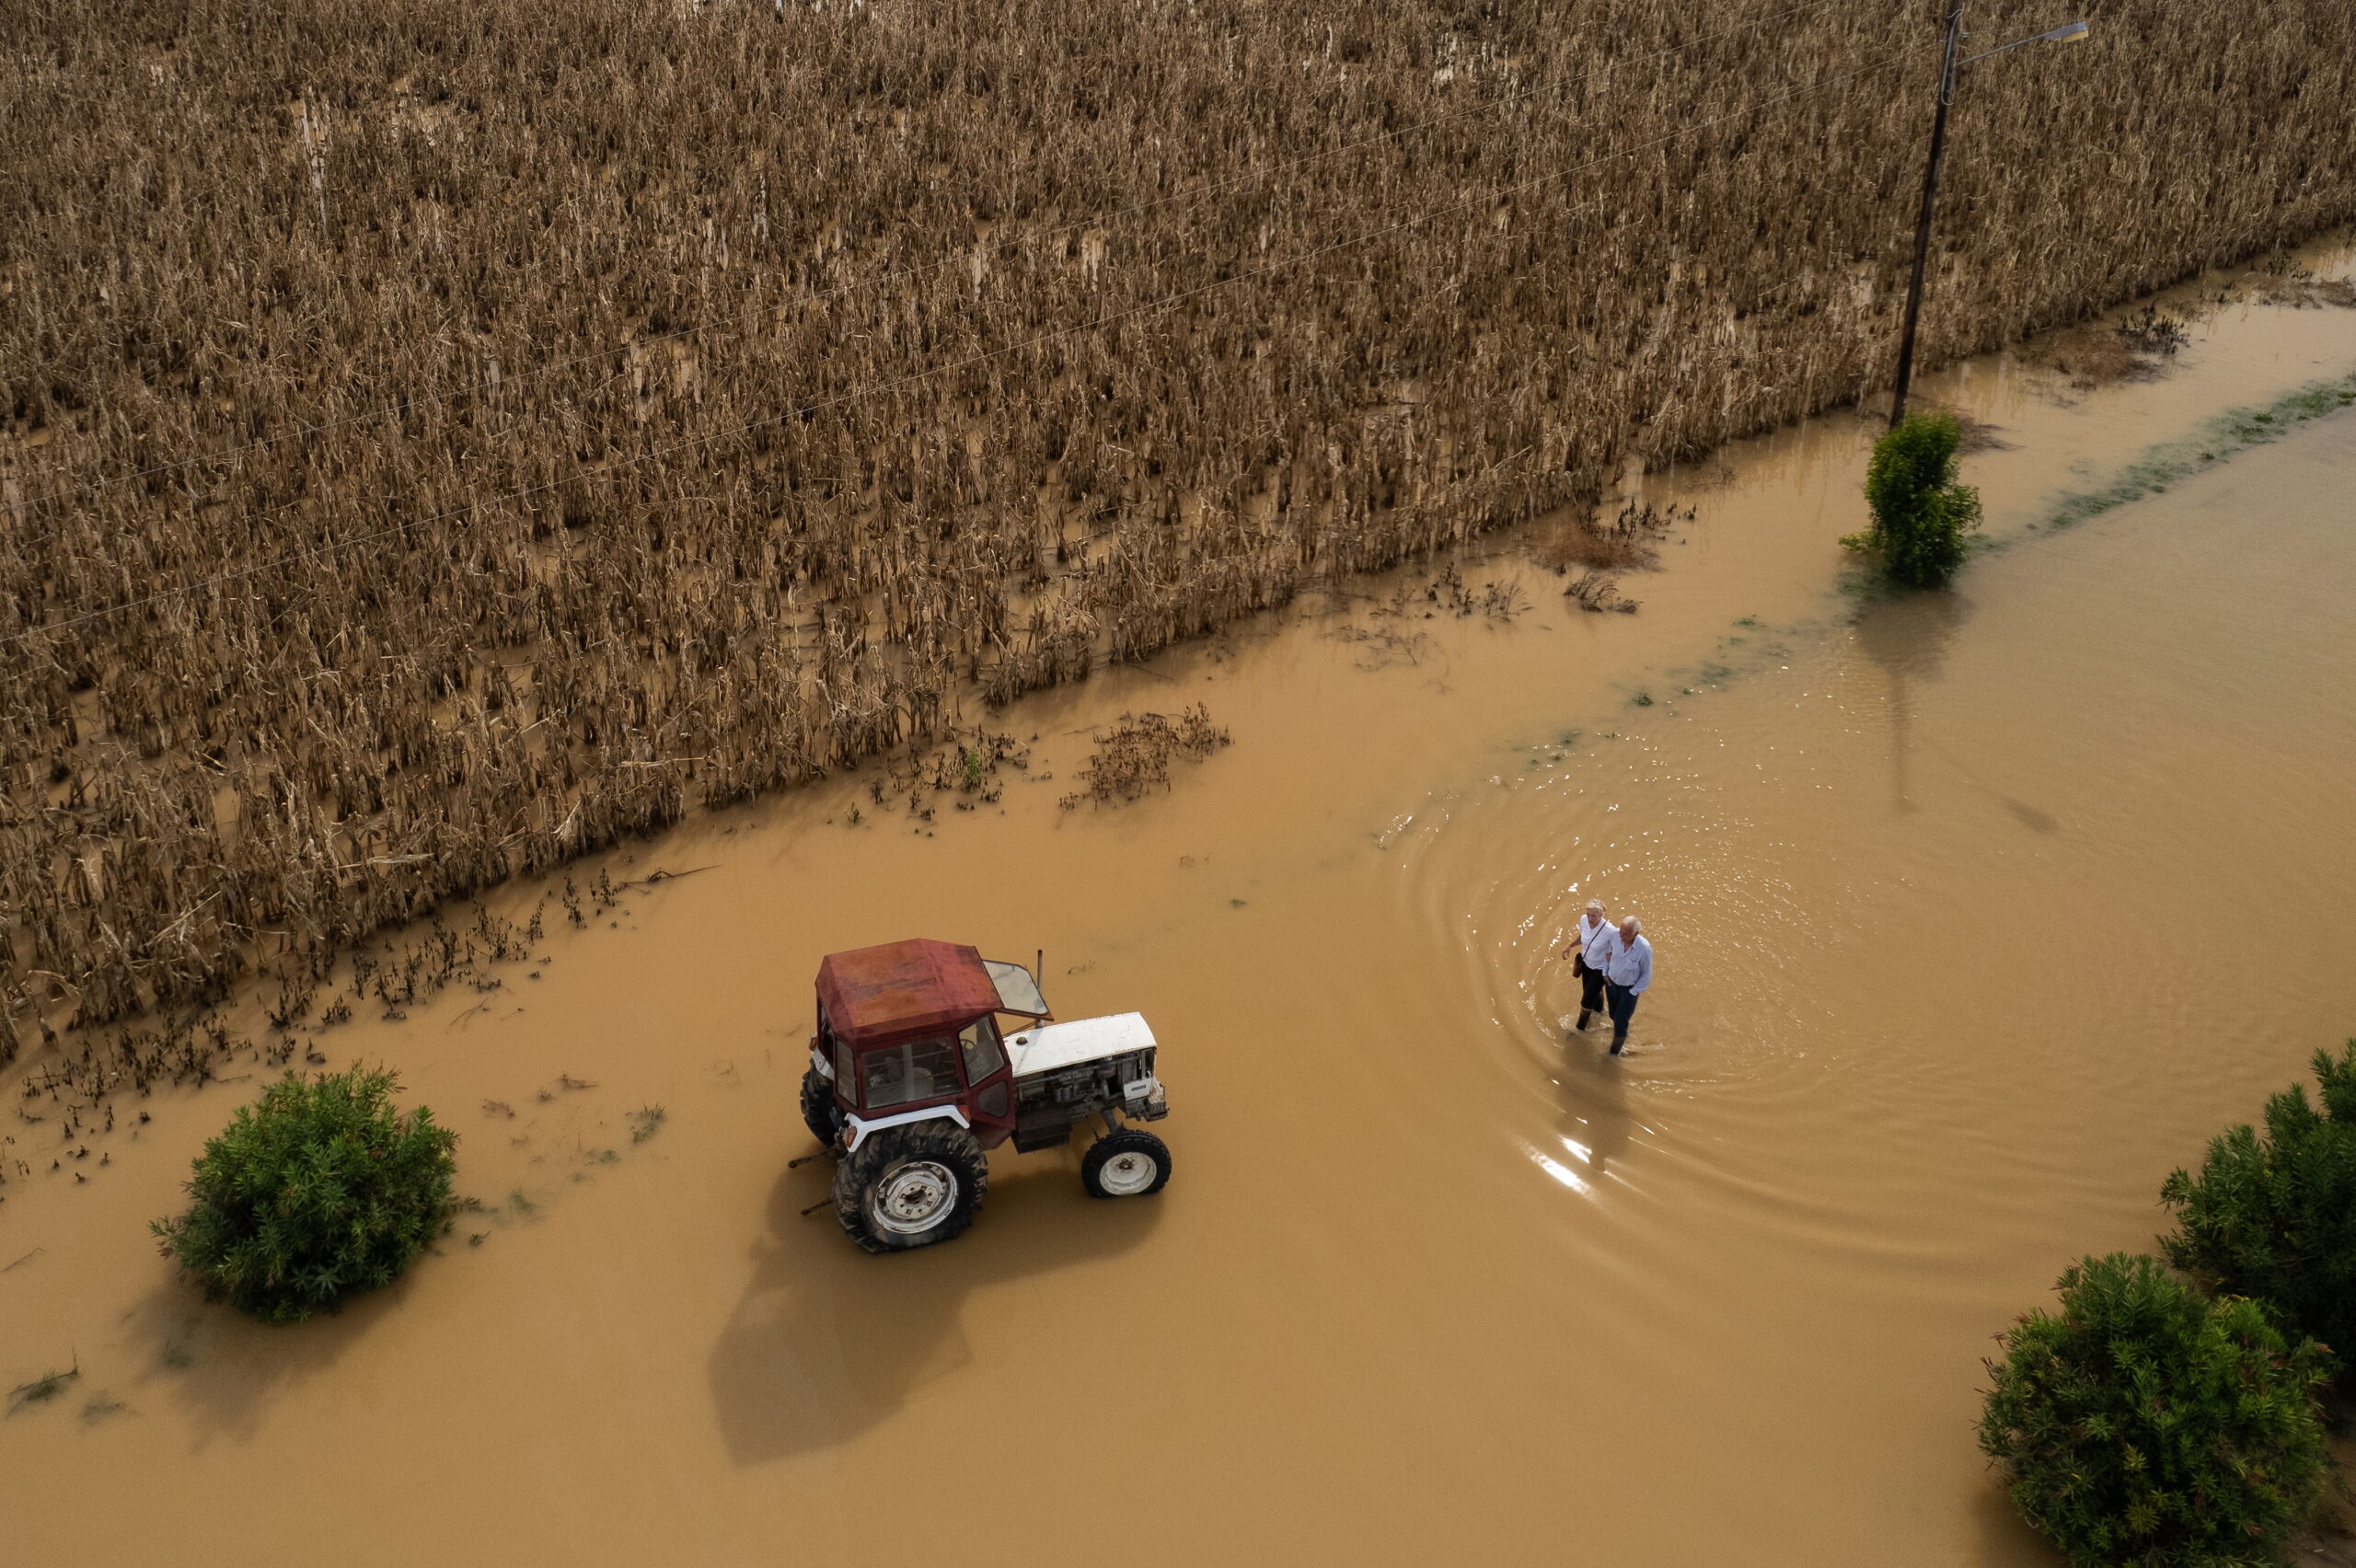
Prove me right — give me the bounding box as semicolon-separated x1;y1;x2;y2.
152;1066;456;1323
3;0;2353;1043
0;900;542;1200
6;1358;80;1416
1060;707;1231;810
2043;369;2356;531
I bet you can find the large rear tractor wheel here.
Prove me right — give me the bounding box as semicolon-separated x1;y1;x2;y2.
1081;1128;1172;1199
833;1122;988;1253
800;1063;845;1151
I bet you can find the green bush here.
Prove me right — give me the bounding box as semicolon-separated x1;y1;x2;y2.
1979;1253;2331;1567
1856;411;1981;588
2161;1042;2356;1366
153;1066;457;1324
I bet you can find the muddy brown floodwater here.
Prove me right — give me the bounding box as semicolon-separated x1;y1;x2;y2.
7;248;2356;1566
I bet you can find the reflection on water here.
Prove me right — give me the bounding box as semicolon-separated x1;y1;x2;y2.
1550;1043;1634;1193
1854;588;2062;834
1853;587;1969;814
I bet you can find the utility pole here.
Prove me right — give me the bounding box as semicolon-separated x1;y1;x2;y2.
1888;0;1966;429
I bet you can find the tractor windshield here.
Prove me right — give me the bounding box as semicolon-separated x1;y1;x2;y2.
983;959;1049;1018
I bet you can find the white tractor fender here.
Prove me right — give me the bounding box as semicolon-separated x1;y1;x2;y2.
842;1104;970;1152
809;1044;834;1080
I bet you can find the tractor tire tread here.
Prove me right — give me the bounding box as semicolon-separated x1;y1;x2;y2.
800;1062;844;1152
1081;1126;1172;1199
833;1120;988;1253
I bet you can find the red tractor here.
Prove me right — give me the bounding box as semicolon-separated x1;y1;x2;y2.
802;939;1172;1251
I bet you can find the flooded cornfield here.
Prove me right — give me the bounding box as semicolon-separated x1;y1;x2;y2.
8;0;2355;1032
6;251;2356;1563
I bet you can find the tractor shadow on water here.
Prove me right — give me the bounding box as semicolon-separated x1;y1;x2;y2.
707;1150;1162;1465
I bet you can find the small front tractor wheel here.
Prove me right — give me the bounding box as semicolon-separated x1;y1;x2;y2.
834;1121;988;1253
800;1063;845;1151
1081;1127;1172;1199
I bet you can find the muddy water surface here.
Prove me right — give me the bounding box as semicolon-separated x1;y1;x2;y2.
7;263;2356;1566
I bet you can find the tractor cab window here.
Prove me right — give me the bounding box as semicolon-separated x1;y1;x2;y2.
958;1018;1006;1083
860;1037;960;1112
819;1008;851;1087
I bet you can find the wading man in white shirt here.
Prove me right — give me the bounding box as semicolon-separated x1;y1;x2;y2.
1559;899;1614;1033
1599;915;1653;1057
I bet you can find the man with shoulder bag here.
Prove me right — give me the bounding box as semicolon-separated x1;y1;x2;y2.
1560;899;1613;1034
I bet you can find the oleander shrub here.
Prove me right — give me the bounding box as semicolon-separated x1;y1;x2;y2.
153;1066;457;1324
1979;1252;2332;1568
2161;1042;2356;1370
1855;411;1982;588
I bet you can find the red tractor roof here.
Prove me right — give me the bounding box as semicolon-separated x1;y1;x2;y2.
816;939;1002;1045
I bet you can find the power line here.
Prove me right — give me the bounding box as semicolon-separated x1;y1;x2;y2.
3;0;1871;512
0;39;1927;655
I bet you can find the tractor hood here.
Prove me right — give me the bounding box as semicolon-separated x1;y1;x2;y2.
1005;1012;1157;1078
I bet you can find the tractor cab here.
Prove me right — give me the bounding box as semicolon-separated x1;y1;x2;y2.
802;937;1173;1253
809;939;1051;1152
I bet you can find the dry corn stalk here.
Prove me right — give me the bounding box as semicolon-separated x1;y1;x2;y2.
0;0;2351;1042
